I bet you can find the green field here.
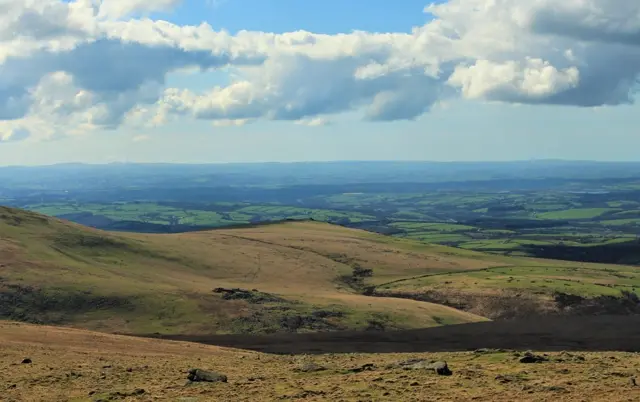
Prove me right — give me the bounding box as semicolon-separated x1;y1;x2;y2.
538;208;617;220
15;182;640;265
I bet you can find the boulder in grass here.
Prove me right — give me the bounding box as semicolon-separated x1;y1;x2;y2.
187;368;227;383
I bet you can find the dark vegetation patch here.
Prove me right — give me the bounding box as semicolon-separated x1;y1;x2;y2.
0;281;134;324
230;306;346;334
56;212;115;228
213;288;286;304
0;207;50;227
372;289;551;320
52;232;129;250
211;288;354;334
336;263;375;293
372;288;640;320
554;290;640;315
523;241;640;265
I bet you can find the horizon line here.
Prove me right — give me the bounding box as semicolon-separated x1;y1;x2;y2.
4;159;640;168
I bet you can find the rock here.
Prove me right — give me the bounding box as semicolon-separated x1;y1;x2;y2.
410;381;420;386
21;358;32;364
495;374;527;384
126;367;133;372
187;368;228;383
388;359;452;375
630;377;637;387
541;386;568;393
474;348;507;354
519;351;548;364
294;362;327;373
387;358;431;370
347;363;376;373
432;361;453;376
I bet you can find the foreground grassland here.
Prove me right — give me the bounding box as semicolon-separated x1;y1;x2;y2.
2;321;639;402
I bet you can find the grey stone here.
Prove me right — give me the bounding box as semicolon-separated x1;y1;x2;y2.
187;368;227;383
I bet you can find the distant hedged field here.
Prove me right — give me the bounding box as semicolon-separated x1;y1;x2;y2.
3;161;640;265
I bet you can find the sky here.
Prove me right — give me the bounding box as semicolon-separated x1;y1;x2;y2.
0;0;639;165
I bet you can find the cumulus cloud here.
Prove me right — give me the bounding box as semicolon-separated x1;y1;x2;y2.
0;0;639;142
448;58;580;102
98;0;183;19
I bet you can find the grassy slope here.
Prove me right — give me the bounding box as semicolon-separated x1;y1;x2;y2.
3;206;639;335
2;320;639;402
0;207;487;335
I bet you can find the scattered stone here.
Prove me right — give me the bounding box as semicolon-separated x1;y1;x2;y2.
474;348;507;354
541;386;568;393
555;352;585;363
519;351;548;364
347;363;376;373
432;361;453;376
187;368;228;383
496;374;529;384
21;358;32;364
387;359;452;375
126;367;133;372
294;362;327;373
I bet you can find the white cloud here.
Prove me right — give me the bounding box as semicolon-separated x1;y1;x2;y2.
212;118;250;127
0;0;639;142
295;117;330;127
98;0;183;19
448;58;580;101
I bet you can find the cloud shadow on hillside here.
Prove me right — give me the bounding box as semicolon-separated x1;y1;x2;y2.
138;315;640;355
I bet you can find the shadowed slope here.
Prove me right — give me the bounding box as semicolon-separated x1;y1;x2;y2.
151;315;640;354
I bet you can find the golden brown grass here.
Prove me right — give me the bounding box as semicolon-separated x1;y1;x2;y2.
2;321;639;402
0;208;490;334
3;206;639;336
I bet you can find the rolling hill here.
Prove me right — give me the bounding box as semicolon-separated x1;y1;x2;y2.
0;206;488;335
1;206;639;337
